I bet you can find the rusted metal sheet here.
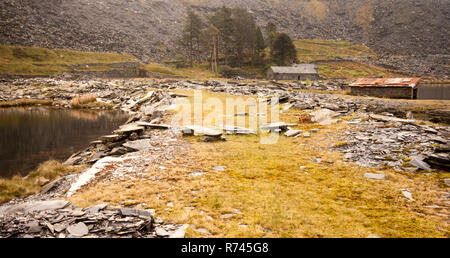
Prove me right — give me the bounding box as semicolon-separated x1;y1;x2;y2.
349;78;422;88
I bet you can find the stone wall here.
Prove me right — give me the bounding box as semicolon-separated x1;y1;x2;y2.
418;85;450;100
267;71;321;81
66;62;140;79
349;86;414;99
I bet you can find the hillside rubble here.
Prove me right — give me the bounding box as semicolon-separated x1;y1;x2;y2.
0;0;448;76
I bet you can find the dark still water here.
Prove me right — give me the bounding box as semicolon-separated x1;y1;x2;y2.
0;108;129;178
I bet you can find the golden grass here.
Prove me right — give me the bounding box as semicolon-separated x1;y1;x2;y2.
294;39;377;63
0;45;137;76
69;90;449;238
142;63;219;80
0;160;83;203
318;61;401;79
71;94;97;106
70;94;114;109
0;99;53;108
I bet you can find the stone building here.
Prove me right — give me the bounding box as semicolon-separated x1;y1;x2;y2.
348;78;422;99
267;64;321;81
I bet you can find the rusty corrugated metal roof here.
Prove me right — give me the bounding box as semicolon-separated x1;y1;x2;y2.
349;78;422;88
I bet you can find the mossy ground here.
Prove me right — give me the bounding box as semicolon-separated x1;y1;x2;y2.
0;161;83;203
294;39;377;63
68;90;449;238
0;45;137;76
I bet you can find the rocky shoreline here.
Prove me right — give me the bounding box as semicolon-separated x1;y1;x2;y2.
1;77;449;237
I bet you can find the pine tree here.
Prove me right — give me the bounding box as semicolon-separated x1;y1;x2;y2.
265;22;277;49
179;7;203;67
270;33;298;66
231;7;257;67
210;6;234;65
254;27;266;65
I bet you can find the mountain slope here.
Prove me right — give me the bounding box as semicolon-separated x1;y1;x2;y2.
0;0;448;75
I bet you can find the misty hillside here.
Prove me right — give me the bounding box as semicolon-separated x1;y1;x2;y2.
0;0;448;75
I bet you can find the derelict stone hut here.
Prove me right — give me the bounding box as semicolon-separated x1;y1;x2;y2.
267;64;321;81
348;78;422;99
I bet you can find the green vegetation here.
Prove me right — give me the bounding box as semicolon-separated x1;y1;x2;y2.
178;6;268;71
0;160;83;203
0;45;137;76
294;39;376;63
270;33;298;66
318;61;400;79
142;63;218;80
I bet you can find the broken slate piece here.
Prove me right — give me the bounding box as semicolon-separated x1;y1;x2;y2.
409;157;431;171
123;139;153;151
364;173;385;180
285;129;302;137
401;189;414;201
169;224;189;238
66;222;89;237
155;228;170;237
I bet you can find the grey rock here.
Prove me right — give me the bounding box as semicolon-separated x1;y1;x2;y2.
401;189;414;201
136;121;171;130
169;224;189;238
155;228;170;237
364;173;385;180
285;129;302;137
123;139;153;151
196;228;211;235
0;200;70;216
66;222;89;237
114;123;145;135
260;122;298;132
100;134;123;143
86;204;108;214
310;108;340;124
27;221;42;233
219;214;234;219
409;157;432;171
182;126;222;137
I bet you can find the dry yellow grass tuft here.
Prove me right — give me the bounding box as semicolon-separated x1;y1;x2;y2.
71;94;97;106
70;94;113;109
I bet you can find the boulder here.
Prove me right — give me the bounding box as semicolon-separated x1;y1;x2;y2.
409;156;432;171
123;139;153;151
182;126;222;137
114;123;145;135
66;222;89;237
310;108;340;125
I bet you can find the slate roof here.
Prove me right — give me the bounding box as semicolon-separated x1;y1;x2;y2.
270;64;318;74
